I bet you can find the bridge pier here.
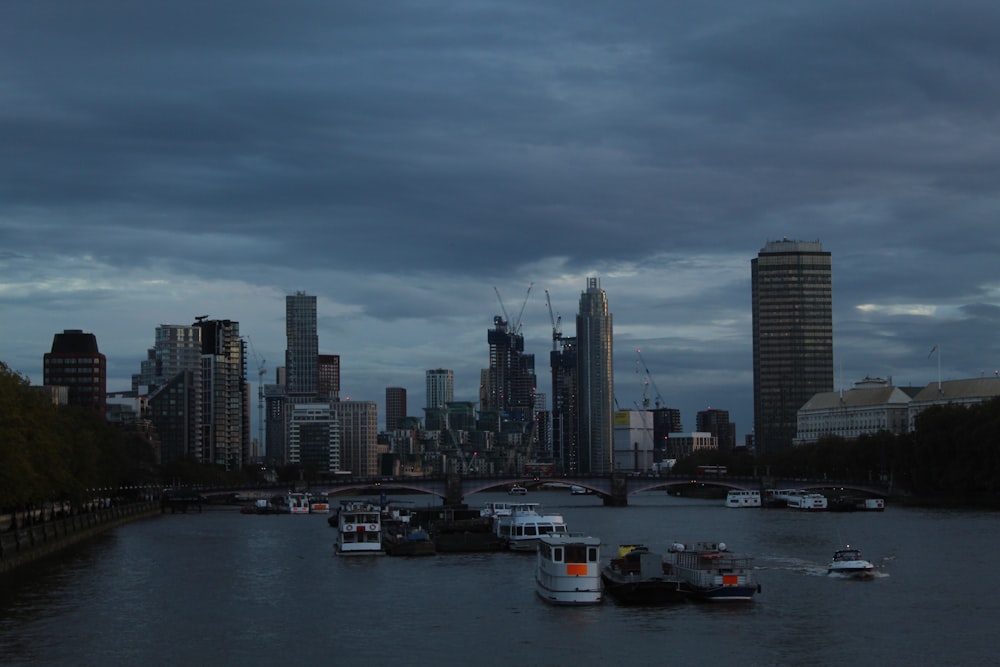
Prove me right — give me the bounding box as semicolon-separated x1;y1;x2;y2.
603;473;628;506
445;473;464;506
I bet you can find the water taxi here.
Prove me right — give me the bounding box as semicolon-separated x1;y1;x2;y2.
725;490;761;508
335;501;384;555
664;541;760;602
535;533;603;605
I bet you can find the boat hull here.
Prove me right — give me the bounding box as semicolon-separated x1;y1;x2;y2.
601;571;687;605
535;581;602;606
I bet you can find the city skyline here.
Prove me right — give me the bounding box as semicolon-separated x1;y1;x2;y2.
3;3;1000;441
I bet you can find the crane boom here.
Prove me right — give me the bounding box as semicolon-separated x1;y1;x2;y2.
544;289;562;350
512;282;533;335
636;348;665;409
493;287;511;328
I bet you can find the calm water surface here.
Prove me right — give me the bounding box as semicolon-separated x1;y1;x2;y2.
0;492;996;666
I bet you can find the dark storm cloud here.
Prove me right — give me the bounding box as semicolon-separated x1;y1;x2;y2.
3;1;1000;433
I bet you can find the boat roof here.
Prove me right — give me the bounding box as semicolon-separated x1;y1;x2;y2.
539;533;600;546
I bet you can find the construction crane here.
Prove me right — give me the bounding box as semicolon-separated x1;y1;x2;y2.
636;358;651;409
636;348;665;409
245;335;266;453
512;282;533;335
544;289;562;351
494;283;533;335
493;287;511;328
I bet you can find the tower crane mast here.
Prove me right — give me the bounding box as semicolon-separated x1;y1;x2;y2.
245;336;266;454
544;289;562;350
636;348;665;409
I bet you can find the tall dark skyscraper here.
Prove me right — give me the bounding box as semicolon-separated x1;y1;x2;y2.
576;277;614;474
550;335;578;473
43;329;107;417
751;239;834;454
482;316;537;422
385;386;407;431
285;292;318;396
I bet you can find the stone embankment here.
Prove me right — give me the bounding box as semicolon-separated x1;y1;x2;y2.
0;501;161;575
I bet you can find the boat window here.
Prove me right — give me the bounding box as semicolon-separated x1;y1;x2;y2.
525;525;537;536
588;547;598;562
565;545;587;563
552;547;562;562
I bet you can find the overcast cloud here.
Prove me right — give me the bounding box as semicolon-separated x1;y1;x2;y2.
2;1;999;438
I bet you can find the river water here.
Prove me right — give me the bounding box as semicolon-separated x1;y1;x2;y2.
0;491;995;667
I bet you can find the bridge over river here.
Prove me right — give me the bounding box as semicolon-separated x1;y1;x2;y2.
193;473;890;508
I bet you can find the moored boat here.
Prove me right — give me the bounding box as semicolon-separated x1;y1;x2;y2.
421;506;505;552
828;496;885;512
664;541;760;602
508;485;528;496
308;495;330;513
535;533;603;605
383;527;437;557
287;492;311;514
770;489;827;510
828;546;876;578
725;490;761;508
336;500;384;555
601;545;686;605
494;503;569;552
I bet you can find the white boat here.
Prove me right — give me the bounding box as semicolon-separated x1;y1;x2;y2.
480;501;520;519
828;546;876;578
725;490;761;508
664;541;760;602
287;492;311;514
336;501;384;555
508;485;528;496
787;493;827;510
771;489;827;510
308;495;330;513
494;503;569;551
570;485;589;495
535;533;603;605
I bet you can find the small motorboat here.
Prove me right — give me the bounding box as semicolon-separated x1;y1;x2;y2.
828;546;876;578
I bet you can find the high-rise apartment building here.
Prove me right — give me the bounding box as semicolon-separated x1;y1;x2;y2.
550;335;578;472
318;354;340;401
194;318;249;470
696;408;736;453
43;329;107;417
751;239;834;454
332;400;378;476
385;387;407;431
287;402;340;473
132;325;202;392
575;278;614;474
426;369;454;409
286;292;318;396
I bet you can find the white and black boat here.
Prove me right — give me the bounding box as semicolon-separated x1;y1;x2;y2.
335;500;384;556
601;545;686;605
664;541;760;602
828;546;876;578
535;533;603;605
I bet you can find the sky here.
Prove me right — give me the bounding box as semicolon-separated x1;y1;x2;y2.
2;1;999;440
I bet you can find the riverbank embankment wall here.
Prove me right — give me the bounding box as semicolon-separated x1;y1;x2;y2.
0;501;161;575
